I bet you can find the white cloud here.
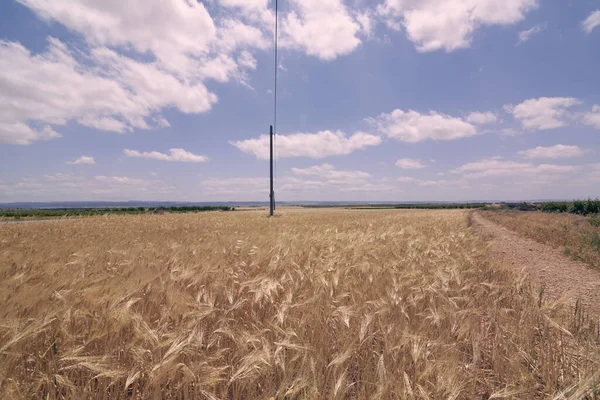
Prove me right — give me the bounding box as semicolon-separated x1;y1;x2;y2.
395;158;425;169
200;164;381;199
201;177;268;196
368;109;478;142
220;0;269;12
230;130;382;160
582;10;600;34
124;148;209;163
2;0;374;145
418;179;469;188
583;105;600;129
200;174;392;197
397;176;468;188
466;111;498;125
398;177;418;183
67;156;96;165
517;24;546;45
16;0;217;64
0;38;218;144
237;50;257;70
0;122;61;145
517;145;587;159
356;11;374;37
451;157;581;179
377;0;538;52
504;97;582;131
0;173;174;201
501;128;521;136
291;164;371;180
95;176;150;186
16;0;267;78
281;0;363;60
44;173;82;182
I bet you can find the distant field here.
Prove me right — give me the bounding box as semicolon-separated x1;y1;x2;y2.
482;210;600;270
0;205;234;221
0;210;598;398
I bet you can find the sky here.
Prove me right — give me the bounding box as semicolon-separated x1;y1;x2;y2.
0;0;599;203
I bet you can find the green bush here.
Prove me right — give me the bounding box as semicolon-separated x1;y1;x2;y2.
569;200;585;215
590;215;600;227
592;233;600;252
585;199;600;215
542;202;568;213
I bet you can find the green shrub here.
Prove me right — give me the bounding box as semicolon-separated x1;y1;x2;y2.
591;215;600;228
585;198;600;215
542;202;568;213
591;233;600;252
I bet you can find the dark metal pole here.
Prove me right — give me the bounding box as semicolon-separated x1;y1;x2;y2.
273;0;278;213
270;125;274;216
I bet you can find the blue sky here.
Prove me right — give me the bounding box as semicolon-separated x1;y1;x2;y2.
0;0;599;202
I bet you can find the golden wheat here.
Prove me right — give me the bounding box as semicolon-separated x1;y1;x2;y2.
0;209;598;399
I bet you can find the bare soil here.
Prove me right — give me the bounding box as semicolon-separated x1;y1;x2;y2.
472;212;600;316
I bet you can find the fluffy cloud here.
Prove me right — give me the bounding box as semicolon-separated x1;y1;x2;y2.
466;111;498;124
517;24;546;45
451;157;581;179
377;0;538;52
124;148;209;163
200;169;390;198
0;173;173;201
16;0;269;77
368;109;478;142
504;97;582;130
291;164;370;180
0;38;219;144
2;0;374;145
582;10;600;34
356;11;374;37
67;156;96;165
517;145;587;159
395;159;425;169
501;128;521;136
220;0;268;10
0;122;61;145
17;0;217;64
95;176;150;186
397;176;468;188
398;177;418;183
281;0;362;60
583;105;600;129
200;177;268;196
230;130;381;159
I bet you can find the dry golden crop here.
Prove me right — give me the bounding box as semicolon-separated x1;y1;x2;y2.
0;209;598;399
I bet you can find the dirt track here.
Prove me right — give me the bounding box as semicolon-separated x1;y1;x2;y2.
471;212;600;316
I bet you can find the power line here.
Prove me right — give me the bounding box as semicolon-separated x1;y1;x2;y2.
273;0;278;210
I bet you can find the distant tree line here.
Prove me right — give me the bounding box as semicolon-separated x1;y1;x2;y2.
304;203;488;210
541;199;600;215
0;206;234;219
391;203;487;210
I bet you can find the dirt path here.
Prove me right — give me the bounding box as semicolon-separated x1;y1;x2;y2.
471;212;600;315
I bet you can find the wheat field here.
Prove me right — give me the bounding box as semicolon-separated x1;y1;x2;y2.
0;209;598;399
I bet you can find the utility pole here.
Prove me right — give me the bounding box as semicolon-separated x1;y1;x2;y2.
270;0;278;217
270;125;274;216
